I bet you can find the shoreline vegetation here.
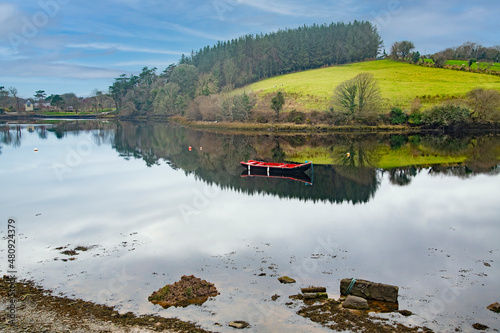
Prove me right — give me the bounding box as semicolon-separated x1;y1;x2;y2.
2;113;500;135
3;58;499;131
2;23;499;131
166;116;500;134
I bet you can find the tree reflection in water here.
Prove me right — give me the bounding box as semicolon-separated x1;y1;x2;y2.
2;121;499;203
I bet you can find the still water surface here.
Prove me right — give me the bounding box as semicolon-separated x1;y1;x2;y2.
1;121;499;332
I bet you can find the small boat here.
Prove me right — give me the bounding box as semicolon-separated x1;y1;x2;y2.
241;170;312;185
240;160;312;173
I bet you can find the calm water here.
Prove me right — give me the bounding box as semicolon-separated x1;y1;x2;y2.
1;121;499;332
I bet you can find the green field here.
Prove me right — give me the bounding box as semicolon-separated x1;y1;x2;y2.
238;60;500;111
424;59;500;71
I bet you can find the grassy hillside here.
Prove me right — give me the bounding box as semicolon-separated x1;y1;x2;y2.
424;59;500;71
238;60;500;111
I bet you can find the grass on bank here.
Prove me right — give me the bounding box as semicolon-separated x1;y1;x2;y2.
170;116;413;133
286;144;469;168
237;60;500;111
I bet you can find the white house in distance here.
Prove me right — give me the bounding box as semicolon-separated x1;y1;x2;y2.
35;102;53;109
25;101;34;111
24;101;55;111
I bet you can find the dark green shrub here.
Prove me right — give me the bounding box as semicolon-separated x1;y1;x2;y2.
408;135;421;145
412;51;420;64
254;114;269;123
307;110;323;124
323;109;351;125
390;135;408;150
421;105;471;127
389;107;408;124
408;110;422;125
287;110;305;124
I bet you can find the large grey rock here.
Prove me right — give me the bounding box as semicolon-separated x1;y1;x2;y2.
340;278;398;303
303;293;318;299
303;292;328;299
343;295;369;310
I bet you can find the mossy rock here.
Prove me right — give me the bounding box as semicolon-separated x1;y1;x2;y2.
278;276;296;284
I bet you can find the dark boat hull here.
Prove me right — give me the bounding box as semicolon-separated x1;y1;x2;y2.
240;160;312;173
241;169;312;184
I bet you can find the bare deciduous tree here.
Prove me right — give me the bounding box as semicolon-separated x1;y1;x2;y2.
390;41;415;60
333;73;381;115
8;87;19;112
356;73;381;113
467;88;500;122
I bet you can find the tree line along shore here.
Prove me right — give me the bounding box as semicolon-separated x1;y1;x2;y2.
1;21;499;129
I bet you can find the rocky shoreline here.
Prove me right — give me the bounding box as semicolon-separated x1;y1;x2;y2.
0;277;214;333
2;276;498;332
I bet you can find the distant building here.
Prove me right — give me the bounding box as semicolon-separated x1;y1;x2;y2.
35;102;53;109
25;101;34;111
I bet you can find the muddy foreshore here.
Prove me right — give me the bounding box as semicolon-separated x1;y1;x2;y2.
0;276;443;333
0;277;214;333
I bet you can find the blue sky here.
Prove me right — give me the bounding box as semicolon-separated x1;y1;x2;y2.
1;0;499;98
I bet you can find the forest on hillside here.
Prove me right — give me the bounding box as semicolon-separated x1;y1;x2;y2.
107;21;382;117
181;21;382;88
4;20;499;128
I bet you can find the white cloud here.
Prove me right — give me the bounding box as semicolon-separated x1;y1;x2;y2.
113;60;177;67
168;23;228;41
0;46;14;57
0;3;16;21
0;3;20;34
234;0;359;18
235;0;301;16
1;60;123;79
66;42;186;55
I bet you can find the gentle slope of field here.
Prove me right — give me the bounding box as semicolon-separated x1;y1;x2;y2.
238;60;500;111
424;59;500;71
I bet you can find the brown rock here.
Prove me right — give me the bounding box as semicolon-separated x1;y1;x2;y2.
398;309;413;317
229;320;250;329
342;295;369;310
303;293;318;299
301;287;326;293
340;278;398;303
148;275;219;308
278;276;296;284
487;302;500;313
472;323;489;330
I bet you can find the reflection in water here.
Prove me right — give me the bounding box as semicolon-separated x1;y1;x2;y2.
2;121;500;202
241;169;313;185
387;167;418;186
1;121;500;332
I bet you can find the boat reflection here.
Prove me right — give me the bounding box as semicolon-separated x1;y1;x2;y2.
241;168;313;185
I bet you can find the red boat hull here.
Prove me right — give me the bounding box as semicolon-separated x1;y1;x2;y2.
240;160;312;173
